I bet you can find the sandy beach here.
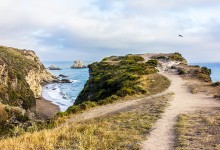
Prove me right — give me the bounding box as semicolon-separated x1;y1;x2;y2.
36;97;60;120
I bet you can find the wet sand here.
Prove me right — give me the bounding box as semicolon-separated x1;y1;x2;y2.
36;97;60;120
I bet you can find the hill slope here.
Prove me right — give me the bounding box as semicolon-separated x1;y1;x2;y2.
0;46;56;135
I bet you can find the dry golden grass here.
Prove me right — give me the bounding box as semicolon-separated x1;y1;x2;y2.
0;93;173;150
0;104;8;131
175;109;220;150
139;73;170;95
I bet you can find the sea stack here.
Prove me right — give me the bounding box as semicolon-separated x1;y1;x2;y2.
48;65;61;70
71;60;87;68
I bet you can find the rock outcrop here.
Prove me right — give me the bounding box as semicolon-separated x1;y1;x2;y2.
59;74;68;78
71;60;87;68
60;79;71;83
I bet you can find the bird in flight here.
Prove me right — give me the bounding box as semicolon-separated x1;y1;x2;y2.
179;35;183;37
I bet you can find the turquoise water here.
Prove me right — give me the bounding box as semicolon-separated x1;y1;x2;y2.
190;63;220;82
42;61;91;111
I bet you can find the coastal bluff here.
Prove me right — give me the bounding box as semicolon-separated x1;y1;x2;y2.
0;46;56;119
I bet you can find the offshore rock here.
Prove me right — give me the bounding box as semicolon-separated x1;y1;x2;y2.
71;60;87;68
48;65;61;70
59;74;68;78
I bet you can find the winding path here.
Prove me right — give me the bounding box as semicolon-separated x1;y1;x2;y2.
141;70;220;150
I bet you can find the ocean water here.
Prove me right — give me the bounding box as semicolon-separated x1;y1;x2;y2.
42;61;90;111
190;63;220;82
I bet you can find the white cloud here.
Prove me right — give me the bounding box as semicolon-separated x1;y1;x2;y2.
0;0;220;61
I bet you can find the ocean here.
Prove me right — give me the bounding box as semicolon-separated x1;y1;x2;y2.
42;61;90;111
41;61;220;112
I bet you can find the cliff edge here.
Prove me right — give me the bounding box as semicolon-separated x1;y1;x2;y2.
0;46;57;135
0;46;56;109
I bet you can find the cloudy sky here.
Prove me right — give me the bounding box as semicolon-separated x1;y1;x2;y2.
0;0;220;62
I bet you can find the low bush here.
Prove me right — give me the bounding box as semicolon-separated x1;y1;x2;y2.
214;95;220;99
177;68;186;75
0;105;8;128
212;82;220;87
146;59;158;67
201;66;211;76
168;52;186;62
151;55;168;60
66;101;97;114
193;66;212;82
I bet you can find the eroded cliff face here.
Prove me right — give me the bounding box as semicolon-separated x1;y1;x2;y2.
26;69;55;98
15;49;57;98
0;46;56;109
0;46;57;135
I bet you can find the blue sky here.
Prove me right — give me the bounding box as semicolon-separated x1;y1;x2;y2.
0;0;220;62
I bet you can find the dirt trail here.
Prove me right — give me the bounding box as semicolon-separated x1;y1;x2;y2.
141;70;220;150
61;90;169;127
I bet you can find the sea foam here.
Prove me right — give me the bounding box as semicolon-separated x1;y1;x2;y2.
42;83;73;111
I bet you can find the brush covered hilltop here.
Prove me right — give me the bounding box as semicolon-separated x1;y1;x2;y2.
0;47;220;149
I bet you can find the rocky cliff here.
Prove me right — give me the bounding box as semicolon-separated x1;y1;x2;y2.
0;46;56;109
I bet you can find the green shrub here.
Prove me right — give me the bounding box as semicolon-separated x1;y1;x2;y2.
66;106;81;114
67;101;97;114
16;114;29;122
168;52;186;62
101;58;108;61
124;55;144;62
178;68;186;75
212;82;220;87
56;112;68;117
214;95;220;99
201;67;211;76
193;66;212;82
190;65;200;68
151;55;167;60
146;59;158;67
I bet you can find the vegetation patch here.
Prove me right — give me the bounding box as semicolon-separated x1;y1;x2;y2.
168;52;186;62
0;46;37;109
177;68;186;75
214;95;220;99
75;55;163;105
0;93;173;150
176;64;212;82
175;109;220;150
151;52;186;63
212;82;220;87
194;67;212;82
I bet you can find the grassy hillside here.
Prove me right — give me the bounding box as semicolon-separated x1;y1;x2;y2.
0;46;54;137
0;93;173;149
